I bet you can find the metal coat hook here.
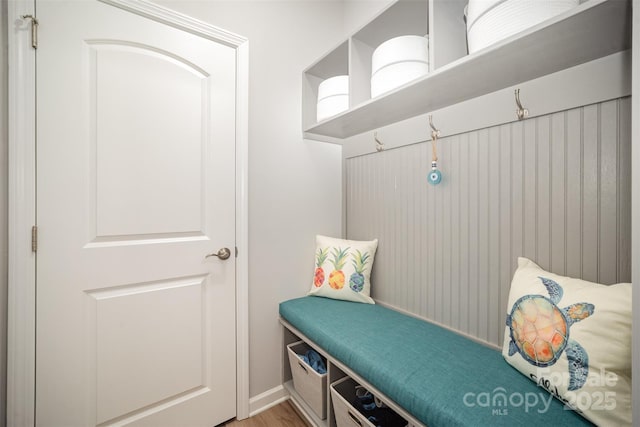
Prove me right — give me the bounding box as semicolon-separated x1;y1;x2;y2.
21;15;38;49
374;131;385;152
515;89;529;120
428;115;441;140
427;115;442;185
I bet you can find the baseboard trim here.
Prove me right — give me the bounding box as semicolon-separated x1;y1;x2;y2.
248;385;290;417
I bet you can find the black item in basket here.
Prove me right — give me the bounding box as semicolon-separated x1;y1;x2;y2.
351;393;407;427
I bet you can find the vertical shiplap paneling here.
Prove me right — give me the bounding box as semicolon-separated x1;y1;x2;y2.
408;145;420;315
537;116;551;270
477;128;490;342
373;151;385;303
582;104;600;282
498;123;512;344
389;149;399;304
523;119;537;262
458;132;470;334
419;142;429;318
550;111;567;276
442;137;453;327
402;147;412;311
381;150;395;304
450;134;461;331
393;150;402;308
599;100;618;284
565;108;583;278
488;126;501;345
345;98;631;348
434;140;444;324
427;148;436;320
400;147;411;309
510;120;525;282
618;98;632;282
391;148;403;306
468;131;480;338
375;151;388;302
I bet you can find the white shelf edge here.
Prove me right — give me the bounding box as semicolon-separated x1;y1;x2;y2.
303;0;630;140
341;50;630;157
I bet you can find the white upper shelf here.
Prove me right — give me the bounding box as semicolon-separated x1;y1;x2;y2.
304;0;631;140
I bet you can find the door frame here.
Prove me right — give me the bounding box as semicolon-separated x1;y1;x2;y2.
6;0;250;425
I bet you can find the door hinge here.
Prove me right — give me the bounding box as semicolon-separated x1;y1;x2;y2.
235;247;238;258
21;15;39;49
31;225;38;252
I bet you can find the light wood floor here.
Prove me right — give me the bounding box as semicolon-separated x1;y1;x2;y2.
221;401;308;427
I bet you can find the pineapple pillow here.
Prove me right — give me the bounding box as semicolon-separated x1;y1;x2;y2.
309;235;378;304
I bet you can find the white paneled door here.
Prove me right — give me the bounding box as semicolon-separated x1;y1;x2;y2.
35;1;237;426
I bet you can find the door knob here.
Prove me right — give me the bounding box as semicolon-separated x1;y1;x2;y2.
205;248;231;260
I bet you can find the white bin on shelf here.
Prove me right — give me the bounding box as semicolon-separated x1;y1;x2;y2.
287;341;327;419
371;35;429;98
316;75;349;122
466;0;579;54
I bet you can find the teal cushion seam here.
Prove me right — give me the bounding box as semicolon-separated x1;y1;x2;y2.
279;296;592;427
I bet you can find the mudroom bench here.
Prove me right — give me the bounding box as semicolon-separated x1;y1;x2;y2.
280;296;592;427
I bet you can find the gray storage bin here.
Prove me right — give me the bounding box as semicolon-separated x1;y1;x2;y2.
331;377;376;427
287;340;327;419
331;377;408;427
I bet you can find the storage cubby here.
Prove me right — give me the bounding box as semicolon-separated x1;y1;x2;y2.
428;0;467;70
349;0;428;106
302;0;630;140
282;321;423;427
302;41;349;131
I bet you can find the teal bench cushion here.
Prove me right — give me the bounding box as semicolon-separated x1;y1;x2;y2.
280;296;592;427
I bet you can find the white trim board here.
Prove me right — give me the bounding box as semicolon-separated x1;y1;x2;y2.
342;50;631;159
7;1;37;426
6;0;250;424
235;39;250;421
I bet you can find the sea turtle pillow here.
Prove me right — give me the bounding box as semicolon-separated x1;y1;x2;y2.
502;257;631;426
309;235;378;304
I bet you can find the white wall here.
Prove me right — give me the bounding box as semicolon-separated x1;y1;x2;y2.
343;0;393;32
0;1;8;425
149;0;345;402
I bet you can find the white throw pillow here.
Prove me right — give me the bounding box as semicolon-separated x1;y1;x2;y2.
309;235;378;304
502;257;631;426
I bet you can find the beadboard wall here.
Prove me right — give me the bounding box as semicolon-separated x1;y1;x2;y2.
345;97;631;348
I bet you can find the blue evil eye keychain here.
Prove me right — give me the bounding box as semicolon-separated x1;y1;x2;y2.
427;115;442;185
428;161;442;185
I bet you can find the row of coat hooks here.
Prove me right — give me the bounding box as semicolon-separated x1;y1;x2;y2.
373;88;529;152
373;89;529;185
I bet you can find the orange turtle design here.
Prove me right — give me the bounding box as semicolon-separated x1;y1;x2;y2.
506;277;594;391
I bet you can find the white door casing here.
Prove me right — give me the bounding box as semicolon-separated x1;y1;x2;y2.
7;0;250;425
